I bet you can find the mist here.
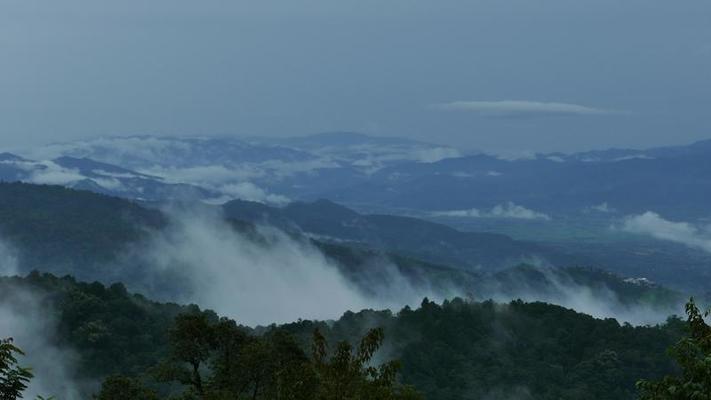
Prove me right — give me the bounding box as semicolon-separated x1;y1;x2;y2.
111;207;682;327
0;286;85;400
0;239;19;277
0;239;86;399
126;208;447;326
477;268;683;326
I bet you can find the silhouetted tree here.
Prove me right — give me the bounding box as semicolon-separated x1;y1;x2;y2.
0;338;33;400
154;312;214;397
312;327;422;400
94;375;158;400
637;299;711;399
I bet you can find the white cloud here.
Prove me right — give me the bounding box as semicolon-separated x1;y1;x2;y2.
0;239;19;277
489;202;551;220
409;146;462;163
139;164;265;185
258;158;341;178
433;208;483;218
217;182;290;205
620;212;711;253
131;209;448;325
433;202;551;220
450;170;502;178
28;161;86;186
482;267;681;325
432;100;616;118
585;202;615;213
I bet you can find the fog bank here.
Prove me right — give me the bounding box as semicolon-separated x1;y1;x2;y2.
131;209;445;326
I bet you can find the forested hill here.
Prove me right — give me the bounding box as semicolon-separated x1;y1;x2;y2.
281;299;684;400
0;182;689;320
0;273;685;400
0;182;163;273
223;198;571;271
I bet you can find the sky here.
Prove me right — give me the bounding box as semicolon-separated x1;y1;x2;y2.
1;0;710;154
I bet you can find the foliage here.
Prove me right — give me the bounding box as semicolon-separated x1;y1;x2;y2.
94;375;159;400
0;274;689;399
153;311;418;399
282;298;685;400
0;273;189;380
0;338;33;400
637;299;711;400
0;182;163;277
311;327;422;400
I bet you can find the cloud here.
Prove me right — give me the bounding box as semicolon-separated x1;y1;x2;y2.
216;182;291;205
432;100;617;118
27;161;80;185
584;202;615;214
0;239;19;277
139;165;266;185
127;208;446;326
480;267;681;326
433;202;551;221
489;202;551;220
620;212;711;253
433;209;483;218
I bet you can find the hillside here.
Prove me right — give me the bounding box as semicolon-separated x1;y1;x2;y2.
0;273;685;400
223;198;567;271
0;183;689;321
0;182;163;277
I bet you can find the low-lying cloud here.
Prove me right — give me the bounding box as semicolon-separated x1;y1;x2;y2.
434;202;551;221
620;211;711;253
0;287;84;400
432;100;616;118
583;202;615;214
0;238;19;277
477;267;682;326
117;207;682;327
128;208;443;326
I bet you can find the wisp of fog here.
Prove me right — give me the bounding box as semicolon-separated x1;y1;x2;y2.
120;208;681;327
0;243;84;400
131;208;444;326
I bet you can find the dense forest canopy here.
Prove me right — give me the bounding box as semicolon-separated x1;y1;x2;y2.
0;273;692;400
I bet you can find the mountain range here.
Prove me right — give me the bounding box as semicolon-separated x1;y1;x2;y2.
3;133;710;221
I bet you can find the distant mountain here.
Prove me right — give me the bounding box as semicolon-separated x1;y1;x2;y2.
320;140;711;219
13;134;463;204
0;182;694;327
8;134;711;220
546;138;711;162
249;131;463;166
0;153;216;202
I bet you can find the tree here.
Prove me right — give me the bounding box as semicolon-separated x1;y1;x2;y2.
0;338;33;400
154;312;421;400
154;312;214;397
94;375;159;400
637;299;711;400
312;328;422;400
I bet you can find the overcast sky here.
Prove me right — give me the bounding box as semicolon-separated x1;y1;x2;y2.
1;0;710;154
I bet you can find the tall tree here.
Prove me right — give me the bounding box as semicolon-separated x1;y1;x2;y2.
154;312;214;397
312;328;422;400
637;299;711;400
